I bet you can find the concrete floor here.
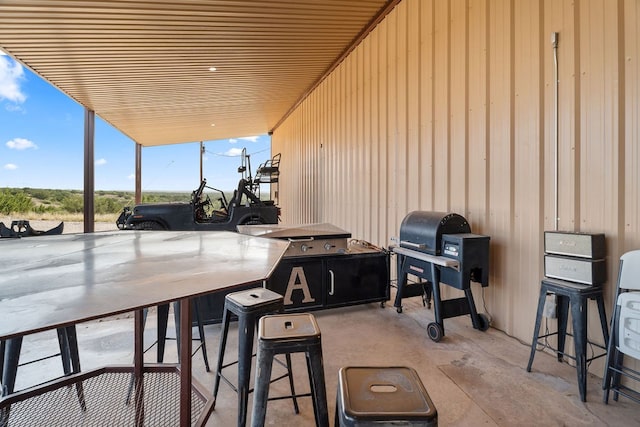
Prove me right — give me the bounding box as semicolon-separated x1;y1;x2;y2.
8;291;640;426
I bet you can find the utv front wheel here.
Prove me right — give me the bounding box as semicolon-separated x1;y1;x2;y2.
136;221;166;230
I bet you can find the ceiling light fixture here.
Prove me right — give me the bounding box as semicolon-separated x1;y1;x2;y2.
208;67;217;72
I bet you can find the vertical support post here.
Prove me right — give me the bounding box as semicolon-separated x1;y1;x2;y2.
200;141;204;182
179;298;192;427
135;143;142;204
83;108;95;233
134;309;145;426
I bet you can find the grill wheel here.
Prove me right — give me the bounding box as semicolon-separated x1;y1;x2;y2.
427;322;443;342
477;313;490;331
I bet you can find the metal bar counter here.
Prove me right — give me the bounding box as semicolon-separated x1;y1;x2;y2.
0;230;288;426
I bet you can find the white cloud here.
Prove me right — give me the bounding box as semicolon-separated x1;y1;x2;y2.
0;55;27;103
96;158;107;166
127;174;135;180
4;163;18;170
239;136;259;143
229;138;238;144
224;148;244;157
5;103;25;113
6;138;37;150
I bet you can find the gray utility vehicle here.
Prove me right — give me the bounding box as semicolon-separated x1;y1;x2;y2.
116;150;281;231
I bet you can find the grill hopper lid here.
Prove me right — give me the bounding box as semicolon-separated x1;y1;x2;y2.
399;211;470;255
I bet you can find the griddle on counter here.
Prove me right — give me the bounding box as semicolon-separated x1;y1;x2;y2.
392;211;491;342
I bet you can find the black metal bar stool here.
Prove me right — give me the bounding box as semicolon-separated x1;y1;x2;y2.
335;366;438;426
251;312;328;427
171;298;210;369
136;299;209;367
126;298;209;403
1;325;84;408
213;287;298;427
527;278;609;402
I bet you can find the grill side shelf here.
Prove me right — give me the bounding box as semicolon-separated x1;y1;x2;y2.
391;246;460;271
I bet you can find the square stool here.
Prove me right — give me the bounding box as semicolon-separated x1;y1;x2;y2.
527;278;609;402
213;287;298;427
1;326;82;398
335;366;438;427
126;299;209;404
251;313;329;427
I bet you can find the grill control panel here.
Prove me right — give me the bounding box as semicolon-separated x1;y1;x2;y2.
443;242;459;258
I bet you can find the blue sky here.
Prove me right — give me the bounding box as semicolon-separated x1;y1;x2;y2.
0;51;271;192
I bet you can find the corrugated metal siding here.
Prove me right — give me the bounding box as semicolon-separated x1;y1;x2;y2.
271;0;640;377
626;0;640;255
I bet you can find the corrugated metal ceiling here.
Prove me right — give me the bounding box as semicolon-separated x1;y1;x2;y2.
0;0;395;146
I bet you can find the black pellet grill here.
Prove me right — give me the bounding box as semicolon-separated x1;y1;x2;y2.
393;211;491;342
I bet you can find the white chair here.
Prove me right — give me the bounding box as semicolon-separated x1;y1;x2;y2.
603;250;640;404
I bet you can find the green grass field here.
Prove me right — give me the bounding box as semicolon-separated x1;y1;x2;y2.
0;187;191;221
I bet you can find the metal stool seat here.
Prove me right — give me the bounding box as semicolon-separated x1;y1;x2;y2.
251;313;329;427
213;287;298;427
335;366;438;426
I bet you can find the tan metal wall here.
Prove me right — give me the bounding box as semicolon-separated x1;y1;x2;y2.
272;0;639;371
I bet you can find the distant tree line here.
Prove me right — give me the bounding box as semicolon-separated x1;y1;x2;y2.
0;189;34;214
0;188;190;216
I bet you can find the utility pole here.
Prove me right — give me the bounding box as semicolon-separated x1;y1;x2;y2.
200;141;204;182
